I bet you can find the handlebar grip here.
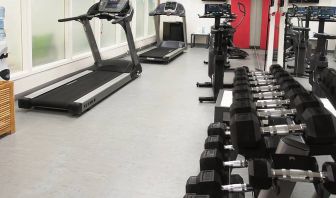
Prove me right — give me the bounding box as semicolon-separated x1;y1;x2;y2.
58;15;87;22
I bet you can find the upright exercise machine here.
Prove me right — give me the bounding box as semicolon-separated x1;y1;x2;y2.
197;3;237;103
139;1;187;63
18;0;142;115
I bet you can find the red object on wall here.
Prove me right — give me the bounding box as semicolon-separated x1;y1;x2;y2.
260;0;280;50
260;0;270;50
231;0;251;49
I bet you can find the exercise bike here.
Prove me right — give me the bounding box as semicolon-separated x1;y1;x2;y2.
197;3;239;103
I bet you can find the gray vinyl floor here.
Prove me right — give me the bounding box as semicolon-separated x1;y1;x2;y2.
0;48;335;198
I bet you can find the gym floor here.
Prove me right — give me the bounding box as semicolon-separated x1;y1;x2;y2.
0;48;335;198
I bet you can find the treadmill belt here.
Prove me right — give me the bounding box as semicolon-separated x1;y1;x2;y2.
33;71;122;108
140;47;177;58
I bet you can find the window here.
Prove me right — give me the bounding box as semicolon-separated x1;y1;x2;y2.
136;0;145;38
72;0;95;55
0;0;23;73
3;0;155;76
101;21;117;48
31;0;65;66
148;0;157;36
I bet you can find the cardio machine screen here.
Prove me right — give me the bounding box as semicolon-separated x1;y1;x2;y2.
106;0;120;8
99;0;128;13
165;2;177;11
318;7;336;19
205;4;230;15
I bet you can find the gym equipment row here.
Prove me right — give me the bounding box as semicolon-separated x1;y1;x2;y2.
184;65;336;198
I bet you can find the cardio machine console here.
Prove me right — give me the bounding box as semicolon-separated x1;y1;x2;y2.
164;2;178;13
309;6;336;20
288;7;308;17
98;0;129;13
204;4;232;17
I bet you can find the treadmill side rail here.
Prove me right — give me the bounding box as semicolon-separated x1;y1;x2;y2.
71;73;132;115
23;71;93;99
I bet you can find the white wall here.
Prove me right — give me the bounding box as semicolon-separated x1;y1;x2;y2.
289;0;336;50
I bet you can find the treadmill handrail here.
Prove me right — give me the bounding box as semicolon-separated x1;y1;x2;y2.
58;14;91;22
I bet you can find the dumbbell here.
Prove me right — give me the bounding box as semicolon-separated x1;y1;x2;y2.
233;85;285;100
186;170;252;198
200;149;249;182
230;109;336;157
204;135;238;161
230;101;297;118
248;159;336;194
234;74;274;81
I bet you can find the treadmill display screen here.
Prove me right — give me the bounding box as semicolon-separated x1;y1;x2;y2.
106;0;120;8
98;0;128;13
205;4;230;15
318;7;336;19
165;2;177;11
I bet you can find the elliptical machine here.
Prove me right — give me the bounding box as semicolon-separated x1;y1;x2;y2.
196;3;237;103
0;6;9;81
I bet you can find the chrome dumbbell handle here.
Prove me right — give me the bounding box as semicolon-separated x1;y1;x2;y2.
255;99;291;108
221;184;254;193
272;169;326;183
223;160;248;168
249;75;274;81
257;109;297;118
253;91;285;99
251;85;280;92
250;79;277;85
261;124;307;135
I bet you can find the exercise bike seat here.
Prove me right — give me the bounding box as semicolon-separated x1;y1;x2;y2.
314;33;336;40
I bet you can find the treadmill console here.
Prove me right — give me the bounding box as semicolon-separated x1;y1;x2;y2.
204;4;232;17
98;0;129;13
288;7;308;17
164;2;178;13
309;6;336;20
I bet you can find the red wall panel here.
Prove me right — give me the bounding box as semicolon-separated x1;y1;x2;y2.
260;0;280;50
260;0;270;50
231;0;251;49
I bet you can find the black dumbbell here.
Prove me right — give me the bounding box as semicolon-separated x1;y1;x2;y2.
230;109;336;156
233;84;281;94
248;159;336;194
186;170;252;198
233;90;285;101
204;135;238;161
230;101;296;118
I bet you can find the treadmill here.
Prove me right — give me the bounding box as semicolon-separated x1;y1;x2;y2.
18;0;142;115
139;1;187;63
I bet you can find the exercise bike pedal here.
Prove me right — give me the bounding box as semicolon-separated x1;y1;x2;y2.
197;82;212;88
199;97;215;103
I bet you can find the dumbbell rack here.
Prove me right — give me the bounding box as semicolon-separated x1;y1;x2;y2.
184;65;336;198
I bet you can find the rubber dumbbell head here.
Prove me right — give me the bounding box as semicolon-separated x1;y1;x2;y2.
302;107;336;144
205;135;238;161
230;113;262;149
248;159;273;190
230;100;257;117
322;162;336;194
186;170;223;198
